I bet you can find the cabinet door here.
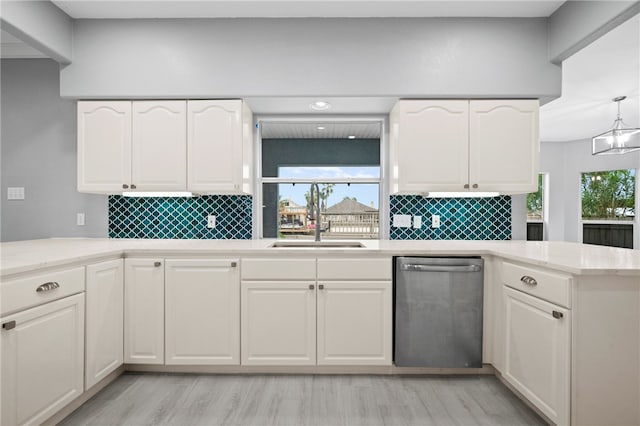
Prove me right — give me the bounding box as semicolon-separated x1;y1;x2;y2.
390;100;469;193
85;259;124;389
469;100;539;193
132;101;187;191
503;286;570;426
77;101;132;193
317;281;392;365
188;100;246;193
241;281;316;365
1;294;84;426
124;259;164;364
165;259;240;365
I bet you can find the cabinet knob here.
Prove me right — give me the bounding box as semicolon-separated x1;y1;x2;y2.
463;184;470;189
2;321;16;331
520;275;537;286
318;284;324;290
154;261;162;267
130;184;137;189
309;284;315;290
472;184;479;189
122;184;129;189
552;310;564;319
36;282;60;292
231;262;237;268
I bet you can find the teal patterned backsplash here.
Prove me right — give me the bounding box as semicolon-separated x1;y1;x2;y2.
389;195;511;240
108;195;252;239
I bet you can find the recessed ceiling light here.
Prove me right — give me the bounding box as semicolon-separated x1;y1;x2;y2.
317;126;326;130
310;101;331;111
348;135;356;139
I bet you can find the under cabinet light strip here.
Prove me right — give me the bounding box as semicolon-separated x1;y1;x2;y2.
122;192;194;197
423;192;500;198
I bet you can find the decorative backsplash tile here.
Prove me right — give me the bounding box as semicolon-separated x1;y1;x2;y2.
389;195;511;240
109;195;252;239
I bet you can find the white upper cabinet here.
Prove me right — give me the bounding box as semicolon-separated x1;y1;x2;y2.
188;100;253;194
132;101;187;191
77;99;252;195
469;100;539;193
77;101;132;193
390;99;539;194
390;100;470;193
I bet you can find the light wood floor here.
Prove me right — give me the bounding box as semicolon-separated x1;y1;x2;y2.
59;373;547;426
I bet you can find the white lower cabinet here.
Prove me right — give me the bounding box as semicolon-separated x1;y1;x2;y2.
165;259;240;365
241;281;317;365
124;258;165;364
503;286;570;426
85;259;124;390
317;281;392;365
1;294;85;426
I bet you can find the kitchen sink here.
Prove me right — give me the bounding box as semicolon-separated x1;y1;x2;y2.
269;241;365;248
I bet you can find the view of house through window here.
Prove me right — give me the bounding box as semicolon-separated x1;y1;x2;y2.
581;169;636;248
526;174;544;241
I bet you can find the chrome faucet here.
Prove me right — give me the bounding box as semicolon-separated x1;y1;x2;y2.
310;182;322;242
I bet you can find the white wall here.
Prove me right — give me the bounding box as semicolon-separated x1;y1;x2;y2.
1;59;108;242
540;140;640;247
60;18;561;99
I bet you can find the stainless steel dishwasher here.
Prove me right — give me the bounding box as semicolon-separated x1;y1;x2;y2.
394;257;483;368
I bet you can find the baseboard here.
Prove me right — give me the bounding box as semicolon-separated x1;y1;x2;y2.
43;365;125;426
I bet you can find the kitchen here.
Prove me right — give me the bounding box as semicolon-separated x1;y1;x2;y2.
1;1;640;425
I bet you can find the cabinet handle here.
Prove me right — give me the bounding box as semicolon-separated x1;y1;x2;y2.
319;284;324;290
520;275;537;286
309;284;315;290
472;184;479;189
552;311;564;319
231;262;237;268
122;184;129;189
2;321;16;331
463;184;470;189
130;184;137;189
36;282;60;292
154;261;162;267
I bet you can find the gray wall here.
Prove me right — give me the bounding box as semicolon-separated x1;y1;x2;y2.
1;59;108;242
0;0;73;63
60;18;561;100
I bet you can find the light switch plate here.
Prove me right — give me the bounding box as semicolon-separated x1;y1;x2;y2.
7;187;24;200
431;215;441;228
413;216;422;229
207;215;216;229
76;213;85;226
393;214;412;228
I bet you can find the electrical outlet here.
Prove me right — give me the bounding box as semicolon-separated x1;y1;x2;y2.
207;215;216;229
413;216;422;229
393;214;411;228
7;187;24;200
431;215;441;228
77;213;85;226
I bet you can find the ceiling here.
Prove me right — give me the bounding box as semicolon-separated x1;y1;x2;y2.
260;121;381;139
51;1;565;19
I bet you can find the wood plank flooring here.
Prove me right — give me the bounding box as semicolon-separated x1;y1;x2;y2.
59;374;546;426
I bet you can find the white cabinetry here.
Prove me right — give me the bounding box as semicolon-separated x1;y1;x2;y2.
165;259;240;365
390;99;539;194
187;100;253;194
503;286;570;426
317;259;392;366
1;294;85;426
77;101;132;193
85;259;124;390
132;101;187;191
124;258;165;364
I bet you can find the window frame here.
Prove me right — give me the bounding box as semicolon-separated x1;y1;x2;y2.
253;115;389;240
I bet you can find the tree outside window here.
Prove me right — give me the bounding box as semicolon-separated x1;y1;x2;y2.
581;170;636;221
526;174;544;220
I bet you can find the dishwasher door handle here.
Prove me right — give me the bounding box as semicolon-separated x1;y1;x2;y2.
401;264;481;273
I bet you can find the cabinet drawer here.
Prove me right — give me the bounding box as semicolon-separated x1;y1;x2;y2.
241;258;316;280
501;261;571;308
317;258;392;280
1;266;85;316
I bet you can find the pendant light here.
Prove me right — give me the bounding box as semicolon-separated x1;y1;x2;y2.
592;96;640;155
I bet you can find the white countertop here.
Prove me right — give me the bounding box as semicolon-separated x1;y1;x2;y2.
1;238;640;277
